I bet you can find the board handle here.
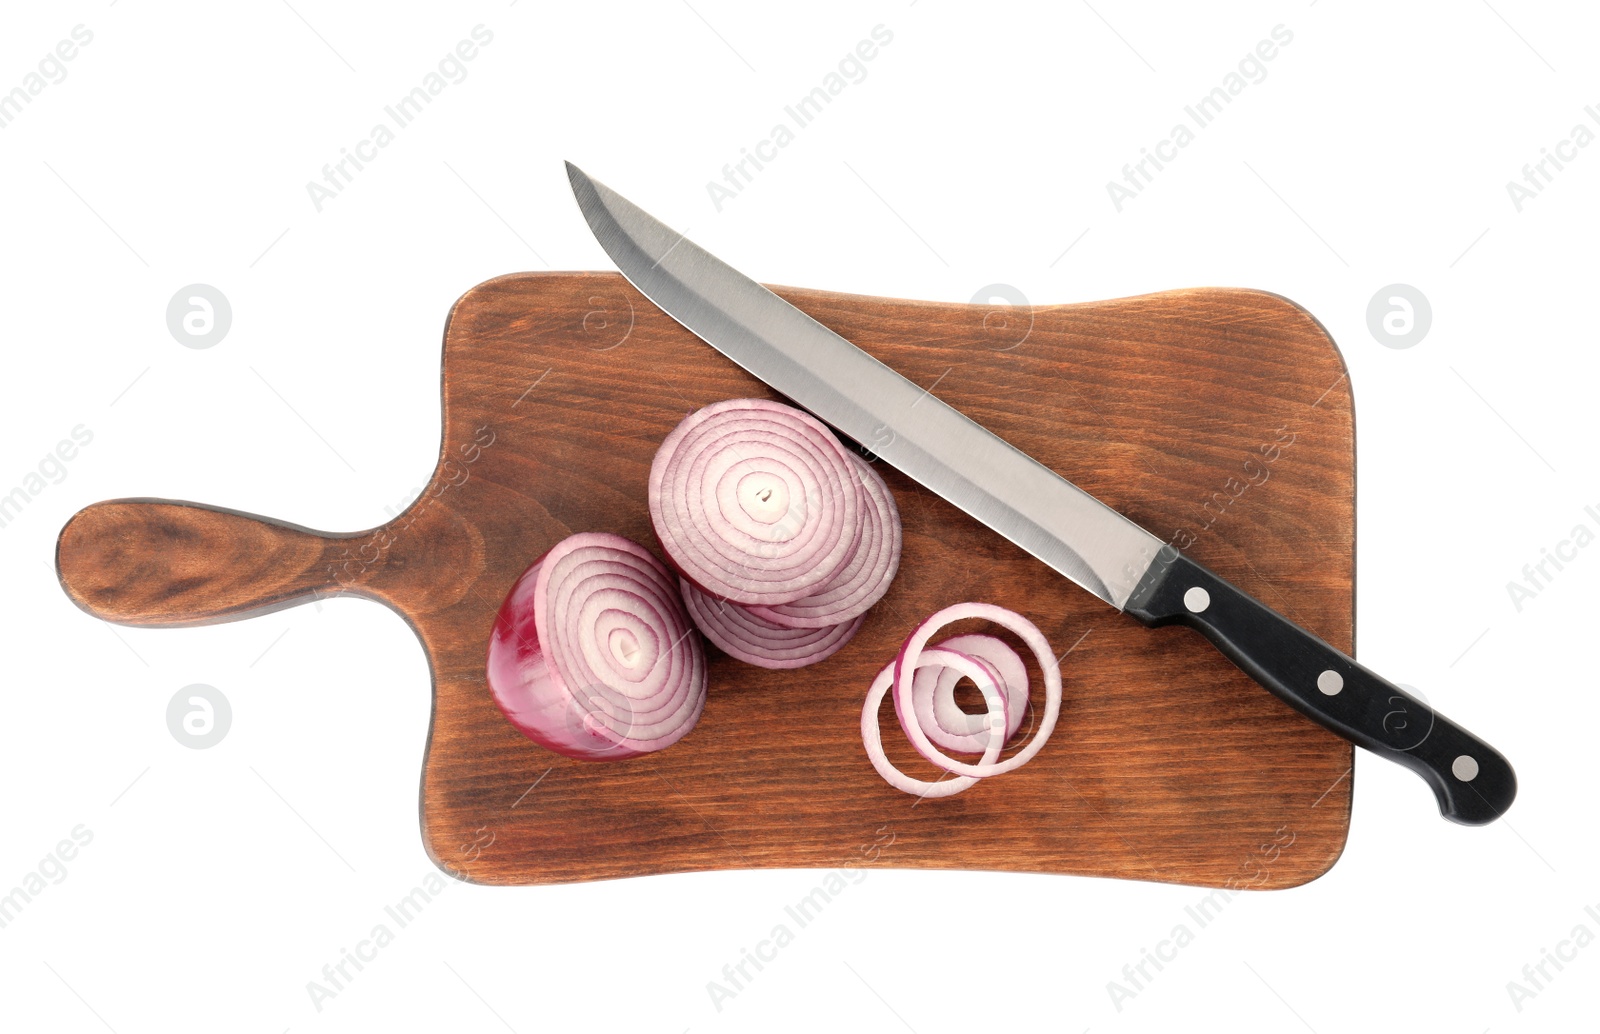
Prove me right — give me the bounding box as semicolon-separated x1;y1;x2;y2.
56;499;361;627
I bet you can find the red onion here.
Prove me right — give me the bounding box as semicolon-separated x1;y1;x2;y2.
486;532;706;760
908;634;1029;753
680;579;863;669
862;605;1062;796
862;647;1007;798
746;453;901;629
649;398;865;607
893;604;1061;778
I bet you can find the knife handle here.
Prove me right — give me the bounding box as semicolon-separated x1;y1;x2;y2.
1125;551;1515;825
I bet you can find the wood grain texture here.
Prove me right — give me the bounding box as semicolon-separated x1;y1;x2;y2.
56;272;1355;889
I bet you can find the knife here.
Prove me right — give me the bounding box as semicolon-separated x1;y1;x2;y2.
564;162;1515;825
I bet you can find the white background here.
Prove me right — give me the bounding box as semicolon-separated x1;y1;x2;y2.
1;1;1595;1031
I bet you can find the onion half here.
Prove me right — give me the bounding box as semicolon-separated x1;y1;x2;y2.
486;532;707;760
681;579;863;669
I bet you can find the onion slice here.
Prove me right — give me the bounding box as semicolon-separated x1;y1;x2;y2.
861;647;1007;798
486;532;707;760
746;453;902;629
892;603;1061;779
649;398;864;607
862;605;1062;796
681;579;863;669
908;634;1029;753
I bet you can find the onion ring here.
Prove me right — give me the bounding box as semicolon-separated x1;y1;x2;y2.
861;647;1007;798
907;633;1029;753
891;603;1061;779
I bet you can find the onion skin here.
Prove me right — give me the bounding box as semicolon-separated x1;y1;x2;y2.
486;533;706;760
680;579;863;669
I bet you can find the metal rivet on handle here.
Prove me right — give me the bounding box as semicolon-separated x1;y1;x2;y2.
1452;755;1479;781
1316;670;1343;695
1183;587;1210;613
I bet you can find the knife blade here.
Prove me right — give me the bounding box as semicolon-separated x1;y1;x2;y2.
565;161;1516;825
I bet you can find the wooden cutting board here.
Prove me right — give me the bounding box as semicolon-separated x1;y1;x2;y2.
56;272;1355;890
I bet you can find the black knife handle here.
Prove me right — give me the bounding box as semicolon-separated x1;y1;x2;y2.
1125;550;1515;825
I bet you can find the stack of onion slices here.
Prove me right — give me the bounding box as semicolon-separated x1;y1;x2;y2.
650;398;901;668
862;603;1062;797
485;532;707;760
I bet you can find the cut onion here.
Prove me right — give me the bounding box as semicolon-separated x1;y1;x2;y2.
649;398;865;607
893;604;1061;779
681;578;863;669
486;532;706;760
908;634;1029;753
862;605;1062;796
861;647;1007;798
746;453;901;629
